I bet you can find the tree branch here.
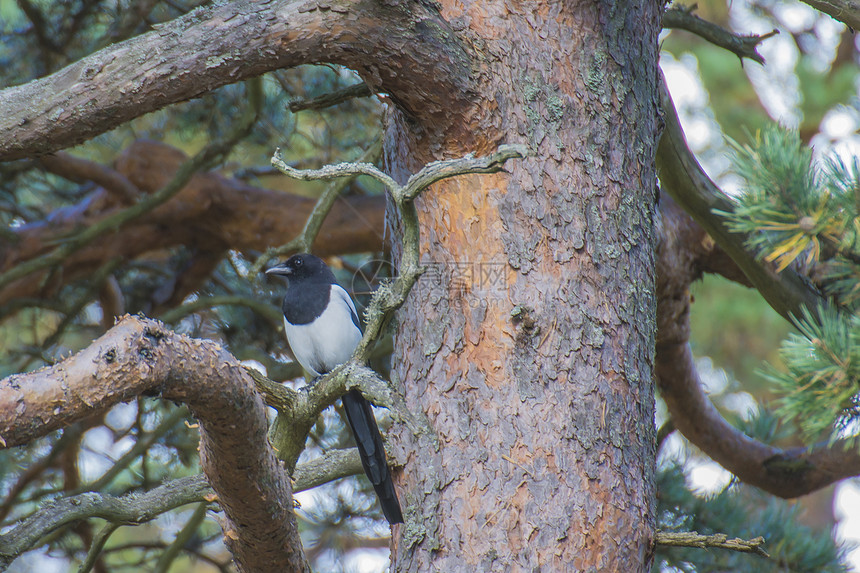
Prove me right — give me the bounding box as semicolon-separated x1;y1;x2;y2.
0;315;305;573
0;0;476;161
0;140;386;308
0;474;211;571
288;82;373;113
655;531;769;557
655;193;860;498
657;75;826;325
251;139;383;273
662;6;778;65
0;449;364;570
800;0;860;31
0;78;262;297
39;151;141;204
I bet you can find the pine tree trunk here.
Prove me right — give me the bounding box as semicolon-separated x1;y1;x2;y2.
385;0;661;570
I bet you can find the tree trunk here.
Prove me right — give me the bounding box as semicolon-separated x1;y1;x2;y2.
386;0;661;570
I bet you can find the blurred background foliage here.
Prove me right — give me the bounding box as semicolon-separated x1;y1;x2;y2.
0;0;858;571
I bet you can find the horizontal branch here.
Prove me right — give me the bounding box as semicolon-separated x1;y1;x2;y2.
1;140;385;307
0;0;476;161
288;82;373;113
662;6;778;64
271;149;400;195
0;475;211;571
800;0;860;31
399;144;531;202
0;315;304;573
656;531;769;557
0;448;364;570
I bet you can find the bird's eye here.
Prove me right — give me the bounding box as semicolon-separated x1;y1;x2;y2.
294;257;303;267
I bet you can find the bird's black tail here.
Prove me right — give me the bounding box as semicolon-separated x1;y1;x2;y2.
341;388;404;524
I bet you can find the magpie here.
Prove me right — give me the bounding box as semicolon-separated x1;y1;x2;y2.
266;253;404;525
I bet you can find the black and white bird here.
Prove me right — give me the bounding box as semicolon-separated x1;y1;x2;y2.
266;253;403;525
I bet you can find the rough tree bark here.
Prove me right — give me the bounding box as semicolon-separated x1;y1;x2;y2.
384;1;661;570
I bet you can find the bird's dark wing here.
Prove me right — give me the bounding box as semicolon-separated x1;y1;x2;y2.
341;388;403;524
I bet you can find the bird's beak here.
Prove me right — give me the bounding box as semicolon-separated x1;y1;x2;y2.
265;262;292;277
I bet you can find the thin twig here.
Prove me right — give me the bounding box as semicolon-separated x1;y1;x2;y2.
288;82;373;112
271;147;399;195
152;502;209;573
252;139;383;274
663;5;778;65
76;521;121;573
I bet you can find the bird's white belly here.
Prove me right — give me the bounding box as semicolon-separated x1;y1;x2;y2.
283;305;362;376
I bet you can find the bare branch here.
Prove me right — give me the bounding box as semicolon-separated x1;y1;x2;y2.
399;144;531;202
0;449;364;570
656;531;769;557
39;151;141;204
800;0;860;31
288;82;373;113
662;6;778;64
0;0;476;161
253;139;383;272
0;475;211;571
271;148;400;196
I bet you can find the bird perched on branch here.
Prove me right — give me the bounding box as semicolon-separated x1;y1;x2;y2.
266;253;403;525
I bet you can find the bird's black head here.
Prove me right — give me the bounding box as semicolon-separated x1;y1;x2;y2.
265;253;335;284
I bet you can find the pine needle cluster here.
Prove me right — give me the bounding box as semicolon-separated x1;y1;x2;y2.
719;126;860;443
